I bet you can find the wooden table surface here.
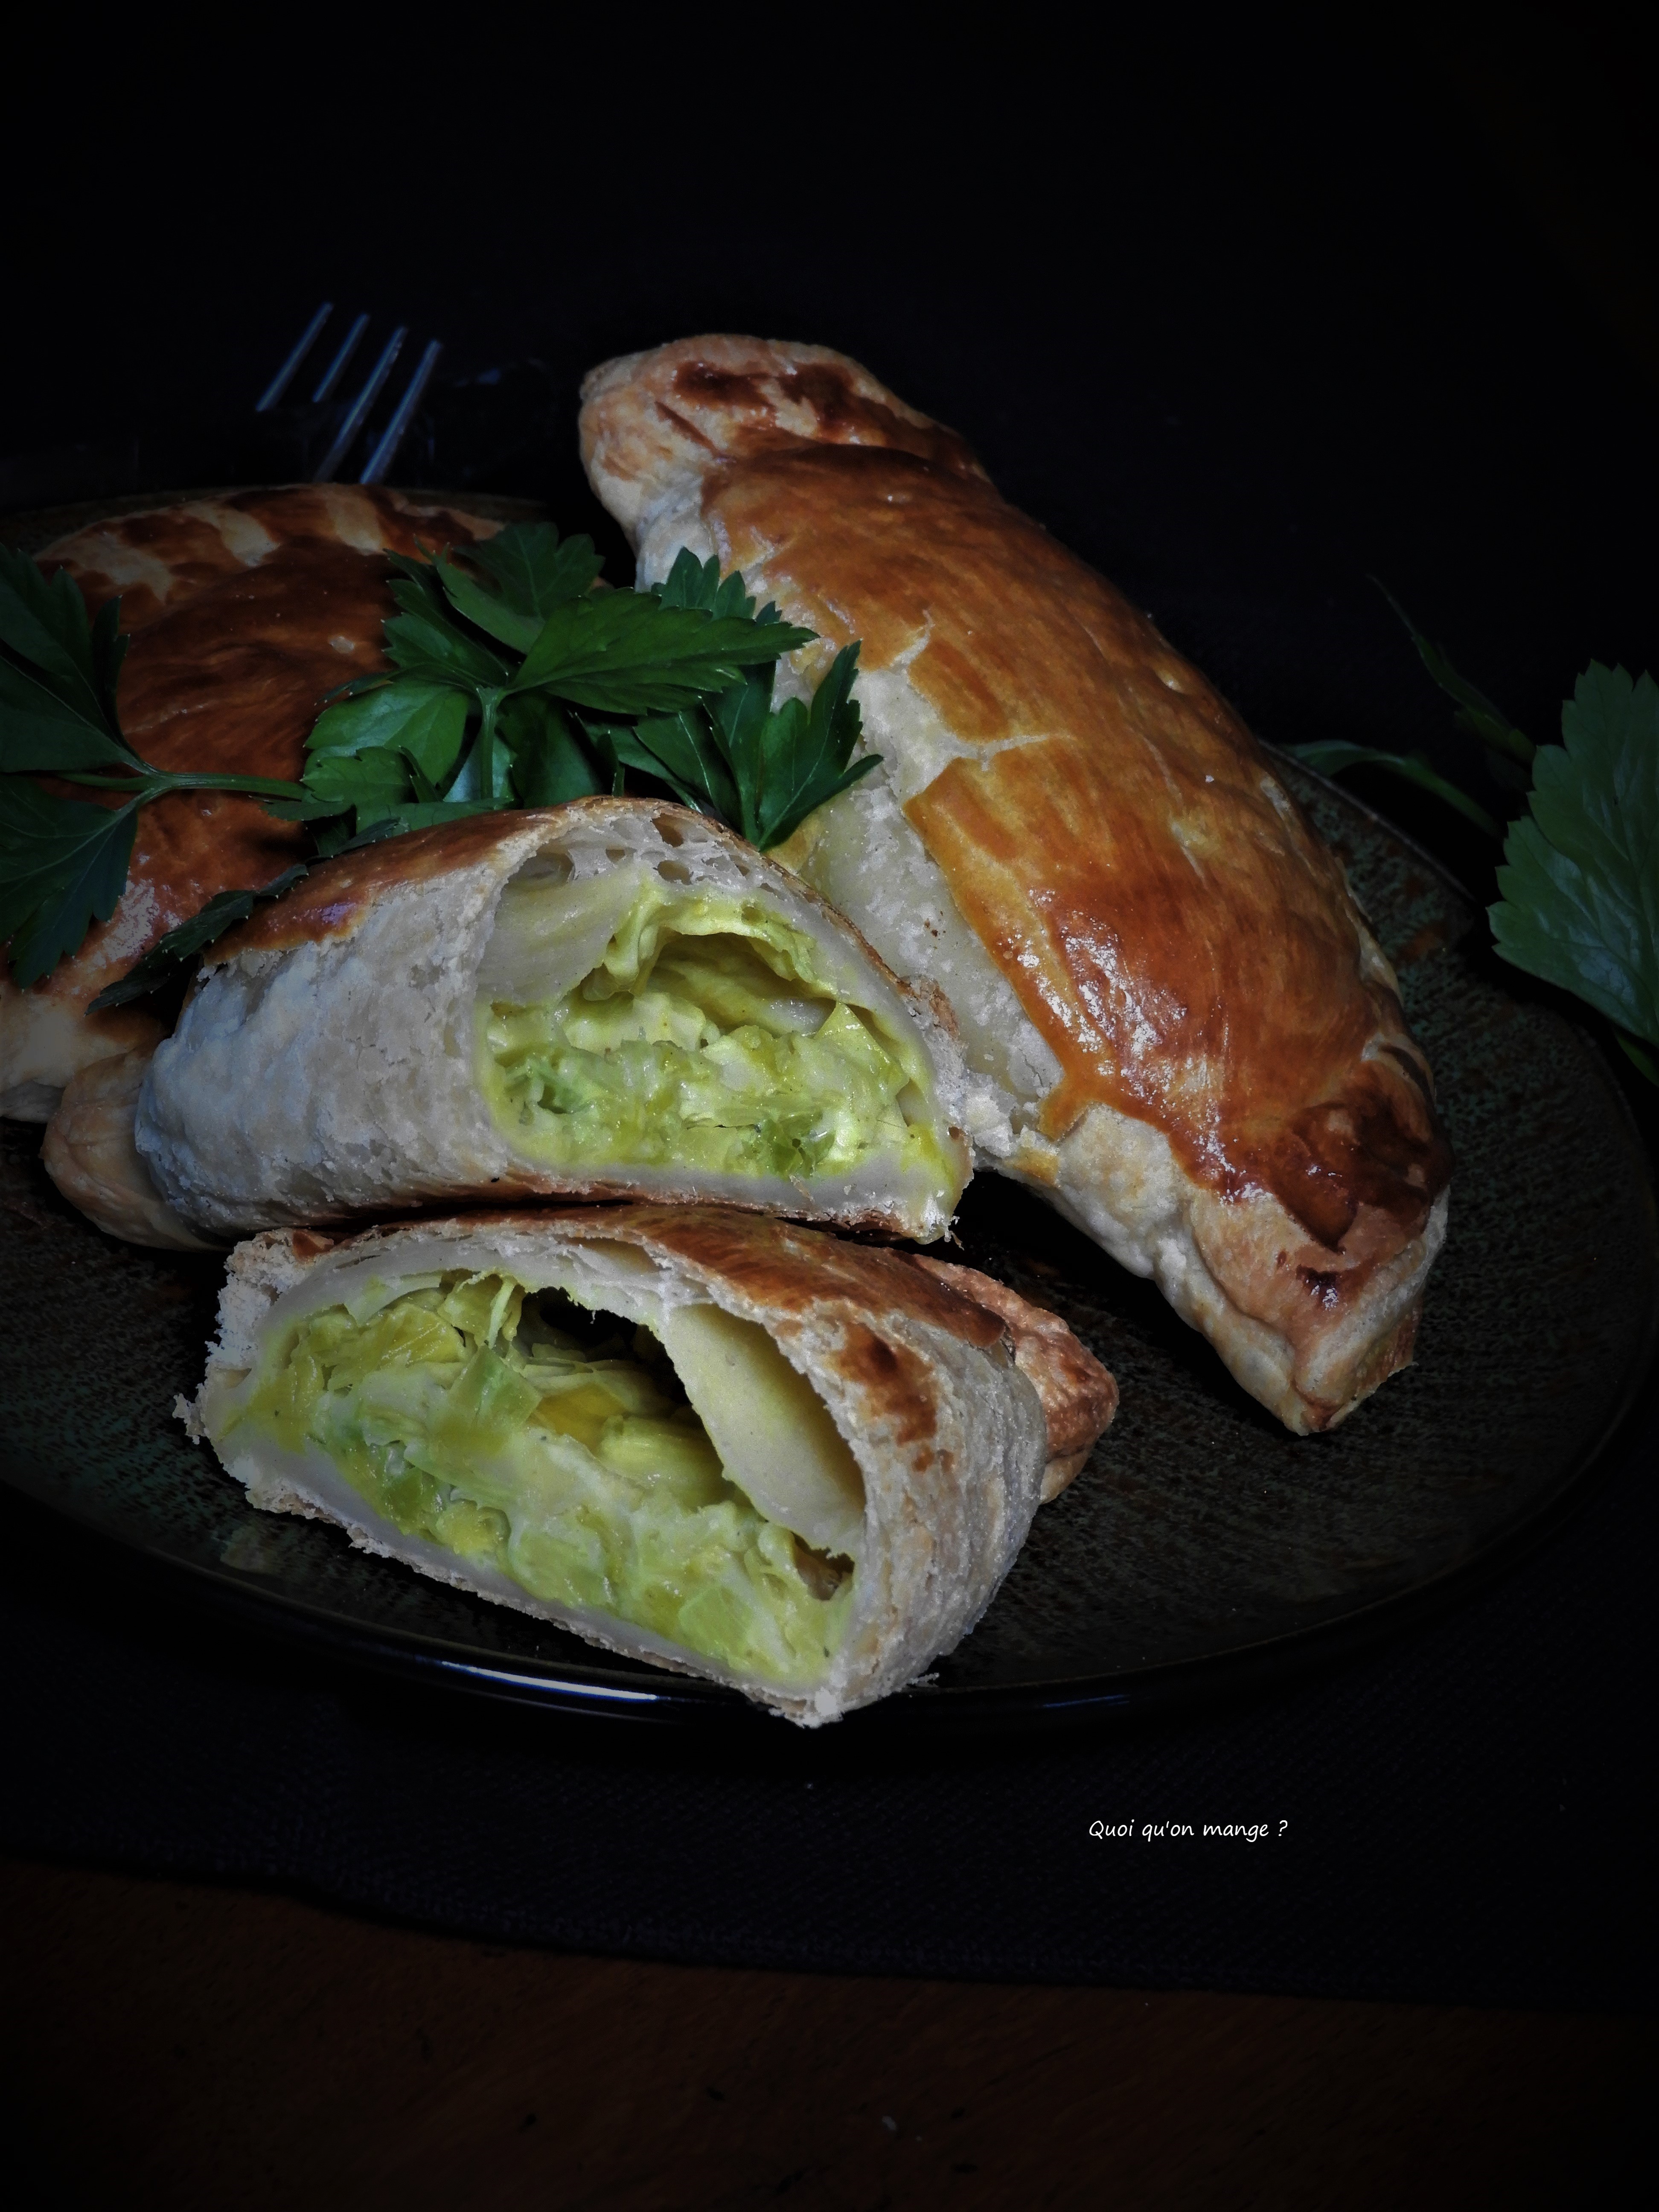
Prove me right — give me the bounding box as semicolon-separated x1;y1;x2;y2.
3;1857;1649;2209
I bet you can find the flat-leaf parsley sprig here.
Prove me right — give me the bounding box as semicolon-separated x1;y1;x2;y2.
1289;587;1658;1084
0;523;880;1000
600;552;875;851
282;533;873;856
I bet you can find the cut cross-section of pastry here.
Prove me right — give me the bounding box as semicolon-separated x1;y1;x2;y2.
183;1206;1118;1723
579;335;1453;1433
133;799;969;1242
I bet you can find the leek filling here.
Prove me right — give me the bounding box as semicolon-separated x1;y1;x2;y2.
230;1270;855;1683
477;879;944;1185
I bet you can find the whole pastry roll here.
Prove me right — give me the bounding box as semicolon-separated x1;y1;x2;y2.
580;337;1453;1433
133;799;969;1243
183;1206;1119;1723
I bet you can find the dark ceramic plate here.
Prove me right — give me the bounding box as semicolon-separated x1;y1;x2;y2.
2;755;1654;1729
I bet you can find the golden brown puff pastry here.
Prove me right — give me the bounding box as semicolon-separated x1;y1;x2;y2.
0;486;504;1122
580;337;1452;1432
184;1205;1117;1723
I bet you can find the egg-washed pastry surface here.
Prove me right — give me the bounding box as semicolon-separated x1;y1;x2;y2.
129;800;969;1243
0;486;503;1123
580;337;1452;1433
185;1206;1118;1724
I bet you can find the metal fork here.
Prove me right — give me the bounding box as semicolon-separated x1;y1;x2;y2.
256;303;443;485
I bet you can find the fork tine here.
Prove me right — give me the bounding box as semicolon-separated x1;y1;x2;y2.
311;311;370;405
255;302;333;412
311;326;408;483
359;339;443;486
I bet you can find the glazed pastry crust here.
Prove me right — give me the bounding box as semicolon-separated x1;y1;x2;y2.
184;1206;1115;1723
0;487;504;1120
579;336;1452;1432
136;799;969;1243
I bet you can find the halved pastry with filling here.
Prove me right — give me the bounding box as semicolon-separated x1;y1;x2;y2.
128;800;969;1243
183;1206;1118;1723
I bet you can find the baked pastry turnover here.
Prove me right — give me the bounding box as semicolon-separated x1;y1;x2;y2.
134;800;969;1243
184;1206;1118;1723
580;336;1453;1432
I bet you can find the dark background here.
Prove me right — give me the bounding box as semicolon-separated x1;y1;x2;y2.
8;10;1659;820
2;10;1657;2196
10;12;1659;1081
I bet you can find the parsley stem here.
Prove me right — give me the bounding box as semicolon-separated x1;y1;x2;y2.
57;769;313;802
475;689;504;806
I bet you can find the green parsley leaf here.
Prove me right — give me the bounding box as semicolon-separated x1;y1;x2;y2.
400;689;476;789
384;564;515;688
1489;662;1659;1055
429;548;610;659
0;782;140;987
1285;740;1501;837
753;643;875;848
0;544;140;773
300;747;417;816
653;548;762;622
501;696;605;807
512;590;815;717
428;553;546;654
709;672;774;834
89;864;312;1010
574;722;629;798
402;756;441;805
306;678;471;789
469;522;602;619
623;710;742;823
591;641;877;852
0;656;136;774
